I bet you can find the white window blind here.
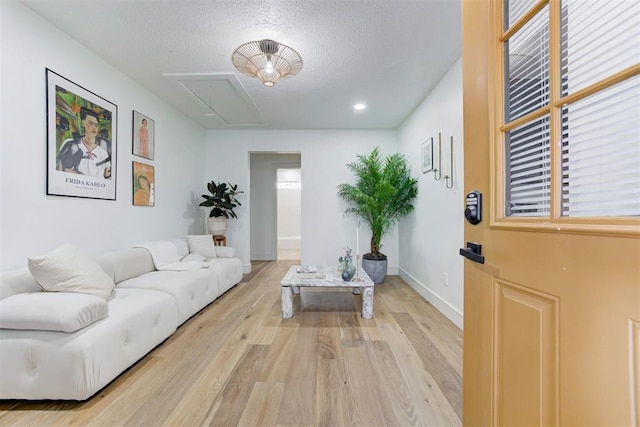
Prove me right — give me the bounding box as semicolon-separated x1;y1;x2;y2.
505;115;551;217
505;5;549;122
560;0;640;217
561;0;640;96
561;76;640;217
505;0;539;28
503;0;639;219
504;5;551;216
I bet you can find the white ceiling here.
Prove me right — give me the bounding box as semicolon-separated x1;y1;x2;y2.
22;0;462;130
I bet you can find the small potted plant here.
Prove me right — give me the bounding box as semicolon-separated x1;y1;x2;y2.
199;181;243;235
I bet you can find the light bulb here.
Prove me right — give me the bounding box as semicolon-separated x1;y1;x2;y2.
265;55;274;74
265;61;274;74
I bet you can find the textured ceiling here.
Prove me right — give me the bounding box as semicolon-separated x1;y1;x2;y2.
22;0;462;130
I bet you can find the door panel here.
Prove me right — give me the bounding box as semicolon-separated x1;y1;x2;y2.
633;321;640;424
494;279;558;426
462;1;640;425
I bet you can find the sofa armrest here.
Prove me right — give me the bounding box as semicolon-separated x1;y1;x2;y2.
215;246;236;258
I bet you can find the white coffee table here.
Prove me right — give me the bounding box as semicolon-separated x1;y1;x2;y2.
280;266;375;319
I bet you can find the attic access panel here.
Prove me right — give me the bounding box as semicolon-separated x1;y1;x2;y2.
164;73;264;125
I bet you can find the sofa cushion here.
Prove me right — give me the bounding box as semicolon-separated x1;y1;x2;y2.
118;269;219;324
94;247;155;284
28;244;115;300
207;258;243;295
186;235;217;258
0;288;178;400
0;292;108;333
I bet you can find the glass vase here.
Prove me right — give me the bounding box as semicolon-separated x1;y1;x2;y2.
341;258;355;282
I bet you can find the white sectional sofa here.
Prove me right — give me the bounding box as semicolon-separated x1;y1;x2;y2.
0;237;243;400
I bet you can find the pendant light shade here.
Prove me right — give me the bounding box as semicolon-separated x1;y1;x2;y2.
232;39;303;87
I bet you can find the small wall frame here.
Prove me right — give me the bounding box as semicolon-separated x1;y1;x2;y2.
132;161;155;206
132;111;155;160
422;137;434;173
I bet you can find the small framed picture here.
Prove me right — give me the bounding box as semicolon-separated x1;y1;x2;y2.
422;137;434;173
132;161;155;206
132;111;154;160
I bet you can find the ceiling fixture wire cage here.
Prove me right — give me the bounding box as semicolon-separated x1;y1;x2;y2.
232;39;303;87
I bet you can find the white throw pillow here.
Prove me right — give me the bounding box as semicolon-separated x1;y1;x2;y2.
27;244;115;300
0;292;108;332
186;235;217;258
215;246;236;258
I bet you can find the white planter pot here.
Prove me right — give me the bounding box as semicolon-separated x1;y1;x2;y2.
207;217;227;236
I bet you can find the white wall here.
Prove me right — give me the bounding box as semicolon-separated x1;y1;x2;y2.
0;1;206;270
397;58;464;329
249;153;301;260
206;130;398;273
277;168;302;245
278;189;302;242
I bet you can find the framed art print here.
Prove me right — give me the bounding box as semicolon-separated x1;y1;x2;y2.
422;137;434;173
132;111;155;160
46;68;117;200
132;161;155;206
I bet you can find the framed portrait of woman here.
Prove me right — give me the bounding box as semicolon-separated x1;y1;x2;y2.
132;161;155;207
132;110;154;160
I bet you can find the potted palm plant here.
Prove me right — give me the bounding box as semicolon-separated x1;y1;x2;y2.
337;147;418;283
199;181;244;235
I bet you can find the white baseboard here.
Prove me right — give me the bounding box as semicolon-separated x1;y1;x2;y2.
398;268;463;330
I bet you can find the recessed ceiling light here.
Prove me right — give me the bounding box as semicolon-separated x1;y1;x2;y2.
354;103;366;111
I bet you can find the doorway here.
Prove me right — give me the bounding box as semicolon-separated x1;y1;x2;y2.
277;168;301;260
249;153;302;262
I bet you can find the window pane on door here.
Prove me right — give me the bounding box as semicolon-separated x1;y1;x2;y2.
505;115;551;217
505;0;539;29
505;5;549;122
561;0;640;96
561;76;640;217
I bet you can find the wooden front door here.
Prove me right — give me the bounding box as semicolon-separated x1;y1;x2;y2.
462;0;640;425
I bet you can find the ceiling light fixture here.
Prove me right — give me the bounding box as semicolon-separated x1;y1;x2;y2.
232;39;303;87
354;103;366;110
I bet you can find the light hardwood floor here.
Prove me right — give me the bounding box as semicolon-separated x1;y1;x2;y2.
0;261;462;426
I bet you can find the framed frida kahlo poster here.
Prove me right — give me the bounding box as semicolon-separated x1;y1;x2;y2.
46;68;118;200
132;161;155;207
132;110;154;160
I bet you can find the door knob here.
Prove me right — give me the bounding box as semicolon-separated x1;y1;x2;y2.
459;241;485;264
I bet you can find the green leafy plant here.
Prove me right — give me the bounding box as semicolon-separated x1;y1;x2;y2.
199;181;244;219
337;147;418;260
